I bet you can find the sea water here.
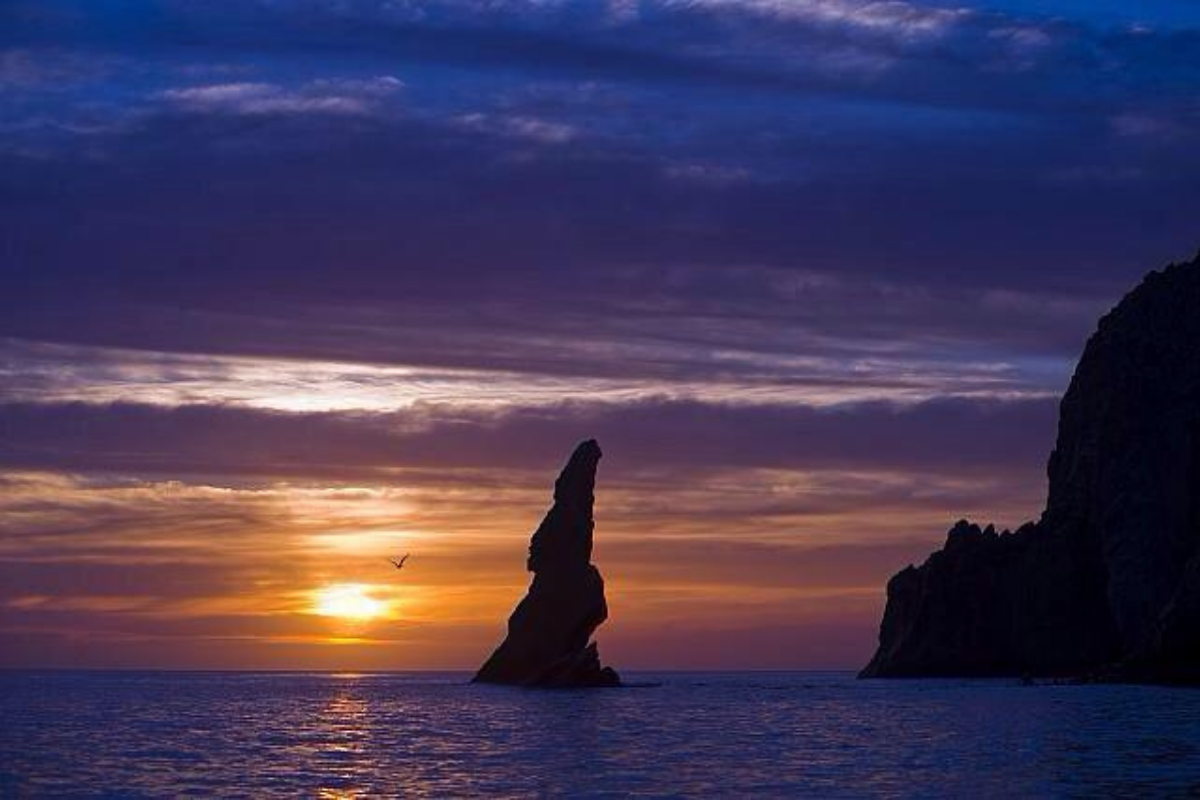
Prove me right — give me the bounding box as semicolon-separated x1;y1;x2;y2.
2;671;1199;797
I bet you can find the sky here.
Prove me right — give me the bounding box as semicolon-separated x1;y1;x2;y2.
1;0;1198;670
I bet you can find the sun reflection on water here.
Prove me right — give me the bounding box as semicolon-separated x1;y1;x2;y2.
317;789;363;799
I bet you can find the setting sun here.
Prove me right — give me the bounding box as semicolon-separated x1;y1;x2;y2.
312;584;385;621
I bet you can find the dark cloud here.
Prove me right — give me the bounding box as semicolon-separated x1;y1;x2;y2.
0;103;1142;382
1;2;1196;400
0;395;1056;479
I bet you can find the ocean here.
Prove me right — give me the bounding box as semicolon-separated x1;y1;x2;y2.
2;671;1198;797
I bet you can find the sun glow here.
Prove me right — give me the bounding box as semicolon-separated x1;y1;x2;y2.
312;584;385;621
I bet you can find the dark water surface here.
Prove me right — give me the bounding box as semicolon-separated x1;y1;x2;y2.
2;671;1199;797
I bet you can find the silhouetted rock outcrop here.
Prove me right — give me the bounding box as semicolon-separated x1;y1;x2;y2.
862;253;1200;682
474;439;621;687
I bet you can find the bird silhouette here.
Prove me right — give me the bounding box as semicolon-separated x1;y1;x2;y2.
387;554;410;570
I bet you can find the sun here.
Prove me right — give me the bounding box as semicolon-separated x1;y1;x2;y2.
312;584;385;621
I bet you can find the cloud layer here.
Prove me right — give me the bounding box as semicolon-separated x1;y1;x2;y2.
1;0;1197;668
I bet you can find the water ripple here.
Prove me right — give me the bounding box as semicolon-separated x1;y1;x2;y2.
2;672;1200;797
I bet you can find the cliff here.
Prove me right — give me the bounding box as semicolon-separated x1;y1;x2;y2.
474;439;621;687
862;253;1200;682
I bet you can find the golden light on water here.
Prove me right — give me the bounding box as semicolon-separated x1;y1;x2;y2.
312;584;386;621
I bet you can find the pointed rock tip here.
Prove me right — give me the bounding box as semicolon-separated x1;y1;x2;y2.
559;439;602;481
574;438;602;460
544;439;602;509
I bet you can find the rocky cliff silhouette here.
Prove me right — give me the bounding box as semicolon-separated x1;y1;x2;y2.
862;253;1200;682
474;439;621;687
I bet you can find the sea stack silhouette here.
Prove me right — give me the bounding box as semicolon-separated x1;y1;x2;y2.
862;252;1200;683
474;439;621;687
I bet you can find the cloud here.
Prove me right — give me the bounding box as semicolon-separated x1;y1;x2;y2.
0;335;1069;421
159;76;403;116
6;1;1193;442
988;24;1052;49
663;161;755;184
0;47;108;90
0;394;1058;482
456;111;578;143
1109;111;1192;141
678;0;971;39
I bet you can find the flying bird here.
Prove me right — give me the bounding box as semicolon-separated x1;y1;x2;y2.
387;554;410;570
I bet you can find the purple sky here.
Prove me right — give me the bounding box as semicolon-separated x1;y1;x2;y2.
0;0;1197;669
